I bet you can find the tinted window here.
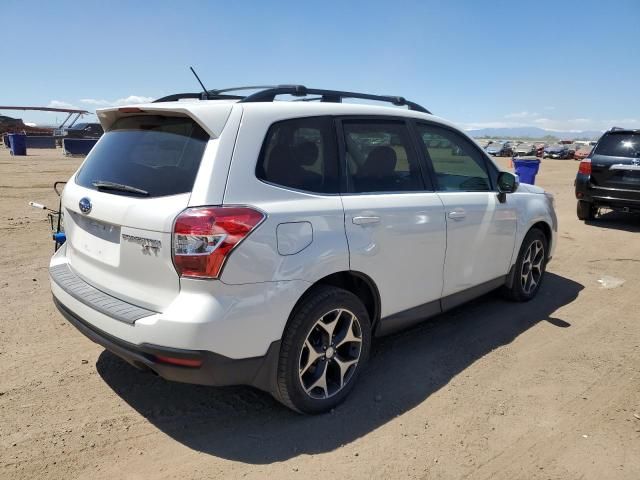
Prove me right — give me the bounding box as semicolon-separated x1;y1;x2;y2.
417;124;492;191
256;116;339;193
75;115;208;197
343;120;424;193
594;132;640;157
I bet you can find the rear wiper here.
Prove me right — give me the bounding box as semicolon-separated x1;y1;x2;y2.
92;180;149;196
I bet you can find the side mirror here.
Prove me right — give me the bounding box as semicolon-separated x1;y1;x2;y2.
497;171;519;202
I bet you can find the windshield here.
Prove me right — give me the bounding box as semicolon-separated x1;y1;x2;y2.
75;115;209;197
594;132;640;157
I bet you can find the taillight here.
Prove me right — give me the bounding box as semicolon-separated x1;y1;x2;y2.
578;158;592;175
173;206;264;279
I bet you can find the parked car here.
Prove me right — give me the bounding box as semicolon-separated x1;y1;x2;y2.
485;141;514;157
544;144;572;159
573;146;592;161
575;127;640;220
63;122;104;139
49;86;557;413
514;143;536;156
54;122;104;146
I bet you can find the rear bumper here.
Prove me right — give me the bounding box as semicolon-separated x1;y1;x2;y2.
575;175;640;210
53;296;280;391
49;248;310;390
49;249;308;360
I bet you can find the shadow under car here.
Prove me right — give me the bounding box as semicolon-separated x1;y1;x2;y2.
96;272;583;464
586;209;640;233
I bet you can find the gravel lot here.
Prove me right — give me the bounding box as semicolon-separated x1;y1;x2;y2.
1;148;639;479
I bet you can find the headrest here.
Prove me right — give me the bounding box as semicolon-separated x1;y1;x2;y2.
360;146;397;177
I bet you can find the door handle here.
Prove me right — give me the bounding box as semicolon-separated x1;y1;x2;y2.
447;209;466;220
353;215;381;225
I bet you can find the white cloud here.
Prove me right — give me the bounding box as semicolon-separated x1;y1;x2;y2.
48;100;79;109
504;111;539;119
79;95;154;108
113;95;154;105
80;98;110;106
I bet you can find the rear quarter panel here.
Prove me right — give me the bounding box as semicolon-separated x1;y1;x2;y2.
220;106;350;285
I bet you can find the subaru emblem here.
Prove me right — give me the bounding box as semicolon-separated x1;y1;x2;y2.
79;197;92;214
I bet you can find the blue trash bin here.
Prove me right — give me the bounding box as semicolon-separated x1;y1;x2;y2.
8;134;27;156
513;158;541;185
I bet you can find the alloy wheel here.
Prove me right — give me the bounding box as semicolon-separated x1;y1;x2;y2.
520;239;545;295
298;308;362;399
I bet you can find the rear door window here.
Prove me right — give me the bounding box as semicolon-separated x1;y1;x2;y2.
342;120;425;193
256;116;339;193
75;115;209;197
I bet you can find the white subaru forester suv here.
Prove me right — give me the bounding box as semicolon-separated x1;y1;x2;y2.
50;86;557;414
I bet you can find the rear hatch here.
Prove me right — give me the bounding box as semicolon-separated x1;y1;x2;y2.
62;114;211;311
590;131;640;191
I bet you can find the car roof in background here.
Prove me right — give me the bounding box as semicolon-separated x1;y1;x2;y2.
607;128;640;134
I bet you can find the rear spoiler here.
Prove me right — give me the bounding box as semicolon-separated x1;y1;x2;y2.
95;102;235;138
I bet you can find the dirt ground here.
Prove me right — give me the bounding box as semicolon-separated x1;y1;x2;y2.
1;147;639;480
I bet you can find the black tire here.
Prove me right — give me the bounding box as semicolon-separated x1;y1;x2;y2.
502;228;548;302
577;200;596;221
275;285;371;414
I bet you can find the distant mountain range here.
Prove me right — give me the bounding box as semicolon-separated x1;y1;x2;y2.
466;126;603;140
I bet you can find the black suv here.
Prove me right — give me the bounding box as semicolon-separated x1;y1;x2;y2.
63;122;104;139
575;128;640;220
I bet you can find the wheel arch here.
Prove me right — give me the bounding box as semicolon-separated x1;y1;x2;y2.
506;221;553;289
530;220;553;253
289;271;381;331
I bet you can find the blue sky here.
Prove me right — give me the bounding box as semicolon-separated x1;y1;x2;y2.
2;0;639;131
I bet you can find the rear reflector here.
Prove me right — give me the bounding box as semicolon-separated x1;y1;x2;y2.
578;158;592;175
173;206;265;279
155;355;203;368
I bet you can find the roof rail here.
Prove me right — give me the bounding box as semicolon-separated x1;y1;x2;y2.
240;85;431;114
153;85;431;114
153;92;245;103
154;86;281;103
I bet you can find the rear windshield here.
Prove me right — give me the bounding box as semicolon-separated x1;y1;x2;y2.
594;132;640;158
75;115;209;197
